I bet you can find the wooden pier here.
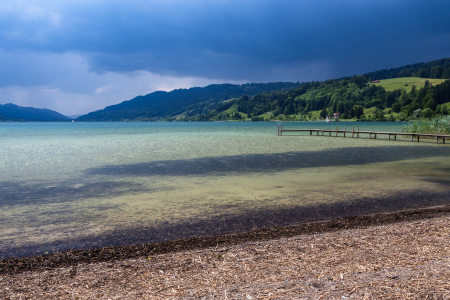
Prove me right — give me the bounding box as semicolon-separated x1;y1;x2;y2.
277;124;449;144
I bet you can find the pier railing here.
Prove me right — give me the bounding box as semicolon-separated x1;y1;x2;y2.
277;124;449;144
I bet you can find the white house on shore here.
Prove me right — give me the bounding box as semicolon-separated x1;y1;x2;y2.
332;113;341;119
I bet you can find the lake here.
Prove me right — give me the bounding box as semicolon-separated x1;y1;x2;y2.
1;121;450;258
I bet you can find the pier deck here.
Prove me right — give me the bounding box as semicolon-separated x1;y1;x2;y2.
277;124;449;144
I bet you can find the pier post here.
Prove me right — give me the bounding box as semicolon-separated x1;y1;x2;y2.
344;127;346;137
357;126;359;138
336;126;338;137
277;123;283;136
352;127;354;138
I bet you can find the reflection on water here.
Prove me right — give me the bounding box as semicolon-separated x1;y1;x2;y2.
1;121;450;258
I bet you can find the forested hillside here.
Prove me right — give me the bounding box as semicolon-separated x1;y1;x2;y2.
183;75;449;122
182;58;450;122
76;57;450;122
365;58;450;80
77;82;300;121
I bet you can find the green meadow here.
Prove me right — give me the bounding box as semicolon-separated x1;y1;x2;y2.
369;77;445;92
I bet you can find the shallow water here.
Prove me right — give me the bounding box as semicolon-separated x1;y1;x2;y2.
1;121;450;257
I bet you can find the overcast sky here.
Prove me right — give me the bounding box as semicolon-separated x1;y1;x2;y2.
1;0;450;115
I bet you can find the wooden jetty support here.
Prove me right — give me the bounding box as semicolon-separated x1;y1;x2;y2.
276;124;449;144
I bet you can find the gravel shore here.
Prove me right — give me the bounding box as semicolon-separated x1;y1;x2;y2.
1;206;450;299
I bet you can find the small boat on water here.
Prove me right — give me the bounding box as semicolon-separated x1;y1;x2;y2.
326;115;331;123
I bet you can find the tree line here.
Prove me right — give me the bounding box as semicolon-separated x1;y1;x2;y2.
179;75;450;122
364;58;450;80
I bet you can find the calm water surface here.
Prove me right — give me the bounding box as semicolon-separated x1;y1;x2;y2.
1;121;450;257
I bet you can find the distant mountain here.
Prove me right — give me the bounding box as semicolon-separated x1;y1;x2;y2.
77;57;450;122
77;82;301;121
193;57;450;122
0;103;70;121
364;57;450;81
67;115;81;119
128;57;450;122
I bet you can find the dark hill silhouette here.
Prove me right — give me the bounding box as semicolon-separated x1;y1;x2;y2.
364;57;450;80
0;103;70;121
77;57;450;122
76;82;300;121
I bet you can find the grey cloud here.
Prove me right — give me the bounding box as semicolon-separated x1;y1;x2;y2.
1;0;450;84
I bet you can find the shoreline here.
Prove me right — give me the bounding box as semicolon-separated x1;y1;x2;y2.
4;187;450;260
2;204;449;275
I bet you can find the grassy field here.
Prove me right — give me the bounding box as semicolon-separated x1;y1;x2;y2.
369;77;445;92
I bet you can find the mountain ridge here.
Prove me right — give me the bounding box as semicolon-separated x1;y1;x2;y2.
77;57;450;122
0;103;70;121
76;82;301;121
4;57;450;122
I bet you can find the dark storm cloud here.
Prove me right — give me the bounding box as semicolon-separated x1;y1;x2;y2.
2;0;450;83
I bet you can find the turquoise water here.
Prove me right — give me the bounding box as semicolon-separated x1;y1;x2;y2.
1;121;450;257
